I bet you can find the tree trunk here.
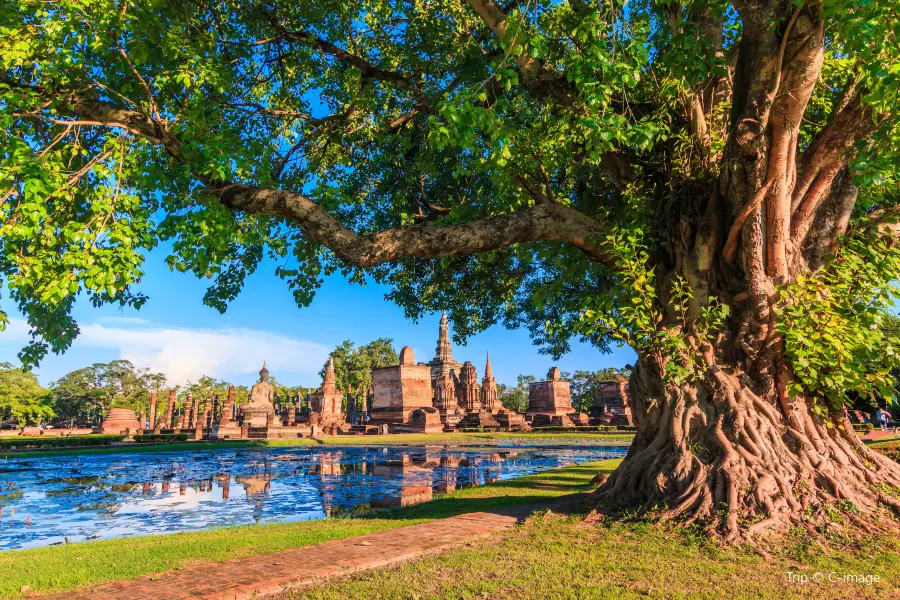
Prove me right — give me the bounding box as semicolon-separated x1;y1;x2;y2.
595;333;900;541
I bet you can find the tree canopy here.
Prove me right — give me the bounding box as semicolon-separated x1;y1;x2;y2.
0;361;52;424
5;0;900;538
49;359;164;422
323;338;398;404
2;0;899;370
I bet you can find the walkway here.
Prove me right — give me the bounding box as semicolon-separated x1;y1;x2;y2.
43;505;542;600
860;429;899;443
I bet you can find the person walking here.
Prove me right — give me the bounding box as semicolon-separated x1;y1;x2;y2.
878;408;890;431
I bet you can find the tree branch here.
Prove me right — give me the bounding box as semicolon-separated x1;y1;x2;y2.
9;84;616;271
466;0;576;106
212;183;613;269
262;10;426;102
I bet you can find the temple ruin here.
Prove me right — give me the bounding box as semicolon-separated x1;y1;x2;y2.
125;313;607;440
526;367;590;427
590;375;634;425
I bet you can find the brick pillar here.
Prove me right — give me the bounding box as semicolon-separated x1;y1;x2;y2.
148;391;157;429
190;394;200;429
166;390;176;429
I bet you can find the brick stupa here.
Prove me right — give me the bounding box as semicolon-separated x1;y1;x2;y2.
98;408;141;435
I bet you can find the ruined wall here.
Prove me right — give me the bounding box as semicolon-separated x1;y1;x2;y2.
371;363;433;423
526;380;574;415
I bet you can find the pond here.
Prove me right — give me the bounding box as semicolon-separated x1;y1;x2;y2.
0;444;626;550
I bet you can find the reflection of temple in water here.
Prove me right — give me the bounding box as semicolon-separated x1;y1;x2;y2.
371;454;437;508
438;456;460;494
234;475;272;497
215;474;231;500
128;448;521;522
316;452;343;516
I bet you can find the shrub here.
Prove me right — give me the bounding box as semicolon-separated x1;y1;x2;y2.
530;426;634;434
853;423;874;433
0;435;124;450
132;434;190;443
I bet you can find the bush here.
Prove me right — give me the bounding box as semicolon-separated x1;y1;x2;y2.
530;426;635;434
0;435;124;450
853;423;874;433
132;434;190;443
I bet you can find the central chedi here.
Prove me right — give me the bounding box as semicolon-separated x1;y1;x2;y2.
241;363;276;427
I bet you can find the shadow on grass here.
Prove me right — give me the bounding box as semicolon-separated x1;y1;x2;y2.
365;492;591;522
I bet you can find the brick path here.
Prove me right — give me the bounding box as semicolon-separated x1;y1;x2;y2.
44;505;541;600
861;429;899;443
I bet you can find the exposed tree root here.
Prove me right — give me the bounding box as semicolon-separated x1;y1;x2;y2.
591;358;900;543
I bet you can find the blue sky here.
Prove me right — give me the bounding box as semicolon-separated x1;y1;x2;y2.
0;248;636;388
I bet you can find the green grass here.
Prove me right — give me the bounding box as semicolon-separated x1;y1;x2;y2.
0;459;619;598
285;505;900;600
0;432;632;459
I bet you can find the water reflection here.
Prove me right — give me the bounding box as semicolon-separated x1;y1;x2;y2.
0;444;625;550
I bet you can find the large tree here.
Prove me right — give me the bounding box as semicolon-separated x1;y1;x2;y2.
4;0;900;539
323;338;398;410
50;360;163;421
0;362;52;425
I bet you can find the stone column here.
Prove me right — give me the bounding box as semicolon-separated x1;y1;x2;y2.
166;390;176;429
203;397;212;427
149;391;157;429
139;410;147;430
190;393;200;429
212;393;220;424
179;394;191;429
240;423;249;439
223;385;236;423
287;401;296;425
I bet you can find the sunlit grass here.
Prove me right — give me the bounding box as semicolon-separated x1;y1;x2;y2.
286;501;900;600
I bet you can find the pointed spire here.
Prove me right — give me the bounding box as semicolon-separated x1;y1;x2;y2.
434;311;454;362
484;352;493;378
323;355;336;387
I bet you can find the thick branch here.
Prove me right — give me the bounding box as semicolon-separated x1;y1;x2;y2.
213;184;613;269
10;86;616;270
790;94;876;245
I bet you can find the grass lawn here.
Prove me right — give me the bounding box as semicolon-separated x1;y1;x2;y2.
0;431;633;459
285;505;900;600
0;459;619;598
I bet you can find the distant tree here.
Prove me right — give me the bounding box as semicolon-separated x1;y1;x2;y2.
50;360;163;423
0;362;53;425
499;374;534;413
183;375;230;403
230;384;252;406
322;339;398;411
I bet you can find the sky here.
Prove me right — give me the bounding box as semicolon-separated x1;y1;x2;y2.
0;247;636;389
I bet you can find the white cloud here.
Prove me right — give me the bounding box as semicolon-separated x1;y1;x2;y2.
4;318;331;386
